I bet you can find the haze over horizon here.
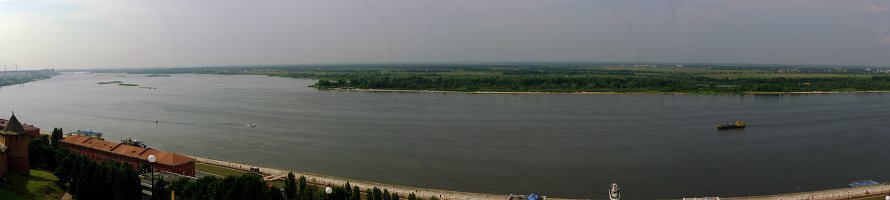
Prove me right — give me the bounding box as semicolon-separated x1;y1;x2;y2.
2;0;890;70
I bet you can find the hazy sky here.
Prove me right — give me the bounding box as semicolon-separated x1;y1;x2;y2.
2;0;890;69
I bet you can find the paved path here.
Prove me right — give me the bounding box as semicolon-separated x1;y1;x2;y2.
724;184;890;200
189;155;890;200
187;155;524;200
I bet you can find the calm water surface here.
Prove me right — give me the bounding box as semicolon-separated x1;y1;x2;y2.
1;74;889;199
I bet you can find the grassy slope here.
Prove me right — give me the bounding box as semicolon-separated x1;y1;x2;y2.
0;189;28;199
195;163;286;187
195;163;247;177
0;170;65;200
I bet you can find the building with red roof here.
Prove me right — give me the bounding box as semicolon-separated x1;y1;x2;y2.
60;135;195;176
0;117;40;137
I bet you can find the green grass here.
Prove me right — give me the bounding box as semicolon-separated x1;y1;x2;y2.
268;180;286;188
0;170;65;200
701;73;874;79
195;163;288;188
0;189;28;200
24;170;63;200
599;66;749;74
195;163;248;177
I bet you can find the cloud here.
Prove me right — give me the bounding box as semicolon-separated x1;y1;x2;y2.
866;4;889;12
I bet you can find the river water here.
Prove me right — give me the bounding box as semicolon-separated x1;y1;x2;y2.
1;74;889;199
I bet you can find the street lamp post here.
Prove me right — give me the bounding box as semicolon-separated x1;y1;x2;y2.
148;155;156;198
325;187;332;200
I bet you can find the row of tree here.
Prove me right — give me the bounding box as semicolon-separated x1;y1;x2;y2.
312;73;890;93
166;170;440;200
29;134;143;200
31;128;444;200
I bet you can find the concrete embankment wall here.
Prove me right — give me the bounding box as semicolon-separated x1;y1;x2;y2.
187;155;514;200
725;184;890;200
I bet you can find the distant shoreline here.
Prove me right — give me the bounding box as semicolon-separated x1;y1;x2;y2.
317;87;890;95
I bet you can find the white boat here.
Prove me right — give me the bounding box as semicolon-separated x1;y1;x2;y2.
247;123;256;127
609;182;620;200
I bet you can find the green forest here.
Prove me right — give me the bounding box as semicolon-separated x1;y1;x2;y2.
96;64;890;94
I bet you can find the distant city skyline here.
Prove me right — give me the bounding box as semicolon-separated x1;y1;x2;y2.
2;0;890;70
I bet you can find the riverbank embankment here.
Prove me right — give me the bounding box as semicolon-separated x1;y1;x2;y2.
186;155;531;200
723;184;890;200
187;155;890;200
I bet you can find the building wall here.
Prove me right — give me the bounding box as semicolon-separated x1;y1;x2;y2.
1;134;29;176
0;152;8;177
59;142;195;177
155;161;196;177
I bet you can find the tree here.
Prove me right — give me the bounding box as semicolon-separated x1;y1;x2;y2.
343;182;352;199
366;188;373;200
372;187;382;200
298;176;307;200
268;186;286;200
152;178;170;200
351;186;361;200
51;127;64;146
285;172;297;200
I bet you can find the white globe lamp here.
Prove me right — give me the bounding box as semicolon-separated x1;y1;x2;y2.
148;154;157;194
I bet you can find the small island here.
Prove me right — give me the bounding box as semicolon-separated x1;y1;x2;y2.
147;74;171;77
97;81;146;88
97;81;123;84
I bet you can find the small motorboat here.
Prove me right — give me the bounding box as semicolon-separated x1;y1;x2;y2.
609;182;620;200
247;123;256;128
717;121;746;130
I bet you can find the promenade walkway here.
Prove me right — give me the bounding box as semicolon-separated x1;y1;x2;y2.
187;155;514;200
187;155;888;200
725;184;890;200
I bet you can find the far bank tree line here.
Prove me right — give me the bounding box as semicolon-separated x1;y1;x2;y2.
28;128;438;200
311;74;890;93
95;65;890;94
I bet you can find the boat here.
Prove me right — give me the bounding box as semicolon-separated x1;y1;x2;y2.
609;182;620;200
121;138;147;148
247;123;256;128
717;121;746;130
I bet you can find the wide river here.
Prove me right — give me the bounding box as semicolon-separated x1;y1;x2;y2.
2;74;889;199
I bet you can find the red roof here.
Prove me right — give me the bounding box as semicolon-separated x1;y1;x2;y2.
60;135;195;166
0;118;41;136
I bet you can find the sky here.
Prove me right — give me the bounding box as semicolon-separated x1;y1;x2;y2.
1;0;890;70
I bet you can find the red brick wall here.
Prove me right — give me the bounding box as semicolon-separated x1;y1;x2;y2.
154;161;196;177
0;152;8;177
2;134;29;176
60;142;195;177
